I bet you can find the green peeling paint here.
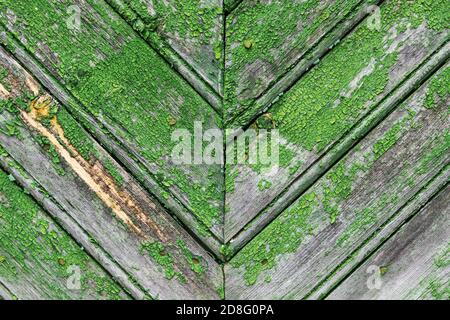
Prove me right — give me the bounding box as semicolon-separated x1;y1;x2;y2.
0;167;126;299
140;241;186;282
230;60;449;286
177;239;206;275
224;0;369;122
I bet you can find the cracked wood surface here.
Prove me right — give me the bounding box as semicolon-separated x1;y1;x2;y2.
225;0;449;242
0;47;223;299
105;0;224;107
327;185;449;300
0;0;225;242
226;63;449;299
0;0;448;300
0;165;130;300
224;0;379;125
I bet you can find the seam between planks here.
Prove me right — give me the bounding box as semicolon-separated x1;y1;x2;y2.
314;165;450;299
0;152;145;299
0;279;15;300
221;0;227;244
104;0;223;111
0;33;225;259
225;40;450;256
226;0;384;127
224;0;245;16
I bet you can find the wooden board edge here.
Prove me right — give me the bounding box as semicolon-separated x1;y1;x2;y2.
0;152;146;299
225;40;450;253
0;33;226;254
312;165;450;299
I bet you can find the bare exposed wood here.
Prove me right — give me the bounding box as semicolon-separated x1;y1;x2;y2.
225;62;450;299
0;166;131;300
0;0;448;300
0;279;16;300
0;152;148;299
225;0;449;243
0;47;223;299
0;0;224;242
105;0;224;104
327;186;449;300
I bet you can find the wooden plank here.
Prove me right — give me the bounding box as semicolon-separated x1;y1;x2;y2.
225;62;450;299
224;0;243;13
327;186;449;300
0;280;15;300
105;0;224;103
0;47;223;299
224;0;379;125
225;0;449;242
0;0;224;240
0;148;150;300
0;166;130;300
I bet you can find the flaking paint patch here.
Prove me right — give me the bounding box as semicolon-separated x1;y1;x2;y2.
25;76;39;96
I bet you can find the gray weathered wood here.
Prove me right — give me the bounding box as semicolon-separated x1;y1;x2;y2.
0;280;16;300
225;0;449;243
105;0;224;104
328;186;449;300
224;0;378;125
0;47;223;299
0;0;224;242
225;62;450;299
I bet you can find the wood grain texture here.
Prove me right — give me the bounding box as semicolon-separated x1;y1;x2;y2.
224;0;243;13
0;0;447;300
328;186;449;300
224;0;379;125
0;166;130;300
225;0;449;242
225;62;450;299
0;0;224;241
0;280;15;300
0;47;223;299
105;0;224;105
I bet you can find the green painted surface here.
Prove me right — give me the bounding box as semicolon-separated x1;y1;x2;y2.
0;0;223;232
225;0;448;205
224;0;367;123
230;62;449;286
0;164;127;299
105;0;223;88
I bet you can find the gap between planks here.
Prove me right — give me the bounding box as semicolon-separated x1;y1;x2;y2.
313;166;450;299
324;179;449;300
226;40;450;256
104;0;223;111
225;0;383;127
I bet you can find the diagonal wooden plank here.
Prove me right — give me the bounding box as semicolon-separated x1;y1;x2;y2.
225;62;450;299
0;47;223;299
224;0;243;14
327;185;449;300
0;0;225;241
0;147;150;299
224;0;380;125
105;0;224;105
0;165;130;300
225;0;449;243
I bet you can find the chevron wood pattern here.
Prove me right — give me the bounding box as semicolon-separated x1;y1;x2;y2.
0;0;448;300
